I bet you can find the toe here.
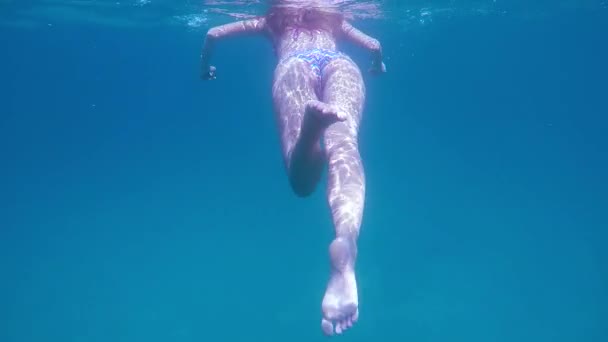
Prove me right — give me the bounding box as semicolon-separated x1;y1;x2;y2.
340;320;348;332
321;318;334;336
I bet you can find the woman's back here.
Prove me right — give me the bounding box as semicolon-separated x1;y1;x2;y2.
273;29;337;59
265;3;344;59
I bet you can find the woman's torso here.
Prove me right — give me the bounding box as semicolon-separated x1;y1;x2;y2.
273;28;338;60
265;4;343;60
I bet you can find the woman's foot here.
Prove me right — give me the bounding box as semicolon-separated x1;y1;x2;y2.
304;100;347;136
321;237;359;336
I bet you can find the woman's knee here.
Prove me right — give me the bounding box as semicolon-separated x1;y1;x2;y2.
288;166;321;197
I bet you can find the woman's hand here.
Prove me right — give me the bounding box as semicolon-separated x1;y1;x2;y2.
201;65;217;80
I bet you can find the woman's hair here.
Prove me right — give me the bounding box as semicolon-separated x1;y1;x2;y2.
266;1;344;36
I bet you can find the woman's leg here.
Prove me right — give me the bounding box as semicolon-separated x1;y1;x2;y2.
272;58;345;197
318;57;366;336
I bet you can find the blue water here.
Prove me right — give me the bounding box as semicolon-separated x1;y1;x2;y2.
1;2;607;342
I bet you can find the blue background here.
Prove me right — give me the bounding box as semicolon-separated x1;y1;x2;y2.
1;3;607;341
